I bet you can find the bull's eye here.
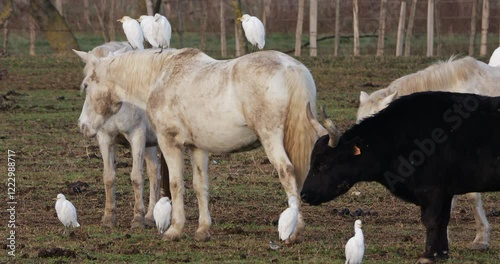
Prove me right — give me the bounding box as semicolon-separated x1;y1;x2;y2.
318;162;328;171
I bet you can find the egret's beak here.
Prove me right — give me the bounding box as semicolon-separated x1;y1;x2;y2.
117;19;123;22
53;198;57;201
237;17;242;21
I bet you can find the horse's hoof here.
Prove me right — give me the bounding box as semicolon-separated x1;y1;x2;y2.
101;215;116;228
130;219;145;230
415;257;434;264
471;241;490;250
144;217;156;228
194;230;211;242
162;231;181;241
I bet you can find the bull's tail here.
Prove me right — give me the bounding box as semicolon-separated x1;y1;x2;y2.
283;65;320;191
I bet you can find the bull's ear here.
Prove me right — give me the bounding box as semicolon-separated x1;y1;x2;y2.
353;145;361;156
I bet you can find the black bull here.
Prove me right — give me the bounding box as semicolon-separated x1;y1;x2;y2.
301;91;500;261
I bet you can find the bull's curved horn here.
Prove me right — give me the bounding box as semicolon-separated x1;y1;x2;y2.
321;106;340;147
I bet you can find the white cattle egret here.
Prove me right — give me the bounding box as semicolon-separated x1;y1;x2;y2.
278;196;298;243
238;14;265;51
153;196;172;235
55;193;80;234
345;219;365;264
489;47;500;67
154;13;172;51
117;16;144;50
138;15;159;48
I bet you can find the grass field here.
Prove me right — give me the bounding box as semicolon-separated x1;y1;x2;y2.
1;49;500;263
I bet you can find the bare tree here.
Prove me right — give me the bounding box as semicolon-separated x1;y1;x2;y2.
405;0;417;56
30;0;79;53
334;0;341;56
29;15;36;55
396;1;406;56
0;0;13;28
232;0;245;56
480;0;489;57
54;0;63;16
200;0;208;50
294;0;304;56
177;0;184;48
145;0;154;15
310;0;317;57
377;0;387;56
427;0;434;57
83;0;93;28
95;0;110;42
220;0;227;57
468;0;478;56
435;0;441;56
353;0;360;56
109;0;116;41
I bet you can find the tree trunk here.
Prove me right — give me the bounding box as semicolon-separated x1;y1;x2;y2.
309;0;318;57
435;0;441;56
377;0;387;56
54;0;63;16
200;0;207;50
396;1;406;56
145;0;154;15
29;15;36;55
83;0;93;28
0;0;13;28
95;0;109;42
154;0;162;14
177;0;184;48
232;0;245;56
427;0;434;57
2;19;8;54
480;0;489;57
108;0;116;41
220;0;227;57
295;0;304;56
468;0;477;56
353;0;360;56
334;0;341;56
30;0;79;53
404;0;417;56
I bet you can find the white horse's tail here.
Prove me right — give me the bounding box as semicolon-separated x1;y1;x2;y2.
283;66;320;191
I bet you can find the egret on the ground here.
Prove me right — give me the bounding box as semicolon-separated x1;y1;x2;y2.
489;47;500;67
345;219;365;264
154;13;172;51
278;196;298;244
238;14;265;51
55;193;80;234
117;16;144;50
153;196;172;235
138;15;159;48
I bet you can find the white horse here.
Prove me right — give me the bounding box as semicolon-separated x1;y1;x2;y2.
81;48;322;242
74;43;162;229
357;56;498;250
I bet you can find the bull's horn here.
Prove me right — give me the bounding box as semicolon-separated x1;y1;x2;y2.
321;106;340;147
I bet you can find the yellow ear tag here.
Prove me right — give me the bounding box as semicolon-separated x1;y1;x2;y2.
353;145;361;156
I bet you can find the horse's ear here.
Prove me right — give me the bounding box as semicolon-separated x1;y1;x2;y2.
359;91;369;104
381;91;398;107
110;101;123;114
73;49;89;63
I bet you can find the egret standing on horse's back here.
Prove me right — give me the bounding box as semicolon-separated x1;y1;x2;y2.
117;16;144;50
238;14;265;51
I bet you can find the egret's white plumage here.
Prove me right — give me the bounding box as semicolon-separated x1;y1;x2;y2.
153;197;172;235
117;16;144;50
345;219;364;264
278;196;298;243
154;13;172;49
489;47;500;67
138;15;159;48
238;14;265;50
55;194;80;229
